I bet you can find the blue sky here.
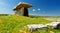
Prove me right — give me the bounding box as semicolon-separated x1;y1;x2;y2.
0;0;60;16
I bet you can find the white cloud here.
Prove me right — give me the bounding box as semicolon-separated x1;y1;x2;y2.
37;8;40;11
32;9;36;11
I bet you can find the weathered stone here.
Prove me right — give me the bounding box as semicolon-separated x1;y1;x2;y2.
13;2;32;16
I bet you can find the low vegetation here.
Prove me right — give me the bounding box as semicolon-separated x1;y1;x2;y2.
0;15;60;33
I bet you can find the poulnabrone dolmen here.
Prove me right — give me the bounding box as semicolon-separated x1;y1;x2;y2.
13;2;32;17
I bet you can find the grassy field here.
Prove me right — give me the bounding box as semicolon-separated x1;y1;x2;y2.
0;15;60;33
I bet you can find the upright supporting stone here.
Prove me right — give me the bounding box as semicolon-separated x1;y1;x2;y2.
13;2;32;17
23;7;28;16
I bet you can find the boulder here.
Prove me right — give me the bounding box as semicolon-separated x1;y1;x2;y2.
27;24;48;32
46;22;60;29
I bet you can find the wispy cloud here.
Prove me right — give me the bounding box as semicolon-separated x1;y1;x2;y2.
32;9;36;11
37;8;40;11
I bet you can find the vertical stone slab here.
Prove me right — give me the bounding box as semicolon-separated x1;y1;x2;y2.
24;8;29;16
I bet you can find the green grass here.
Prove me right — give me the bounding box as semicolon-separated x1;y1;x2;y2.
0;15;60;33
